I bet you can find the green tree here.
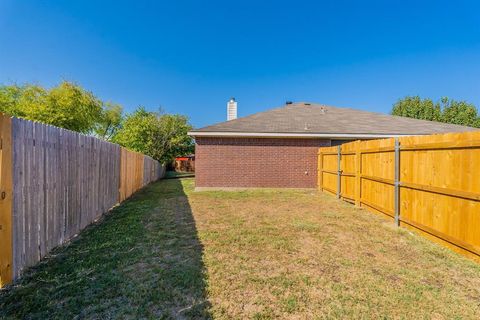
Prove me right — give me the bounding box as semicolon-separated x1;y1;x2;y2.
0;81;105;133
439;97;479;127
111;107;159;156
0;84;47;118
112;107;193;163
155;113;194;162
42;81;103;133
391;96;479;128
391;96;441;121
94;102;123;140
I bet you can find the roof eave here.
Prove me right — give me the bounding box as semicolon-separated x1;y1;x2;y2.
187;131;417;139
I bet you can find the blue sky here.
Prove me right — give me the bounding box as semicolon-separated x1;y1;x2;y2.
1;1;479;128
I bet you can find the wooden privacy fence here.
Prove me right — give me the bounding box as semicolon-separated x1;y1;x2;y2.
318;131;480;261
0;113;165;287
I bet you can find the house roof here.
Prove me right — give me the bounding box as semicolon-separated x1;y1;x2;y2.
188;102;477;139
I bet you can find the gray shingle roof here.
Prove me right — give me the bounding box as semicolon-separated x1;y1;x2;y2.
190;102;477;136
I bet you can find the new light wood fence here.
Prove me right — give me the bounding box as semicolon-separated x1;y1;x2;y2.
0;113;165;287
318;131;480;261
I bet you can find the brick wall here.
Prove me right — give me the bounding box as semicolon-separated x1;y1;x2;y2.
195;137;331;188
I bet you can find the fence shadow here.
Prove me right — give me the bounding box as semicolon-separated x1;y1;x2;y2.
0;178;211;319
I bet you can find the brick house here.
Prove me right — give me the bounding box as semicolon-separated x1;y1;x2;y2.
188;101;473;189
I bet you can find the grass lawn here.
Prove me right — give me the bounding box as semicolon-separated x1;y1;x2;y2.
165;170;195;179
1;178;480;319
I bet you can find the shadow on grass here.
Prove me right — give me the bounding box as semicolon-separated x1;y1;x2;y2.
0;178;211;319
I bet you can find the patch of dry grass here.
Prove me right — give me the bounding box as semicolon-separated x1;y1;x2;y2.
2;178;480;319
184;179;480;319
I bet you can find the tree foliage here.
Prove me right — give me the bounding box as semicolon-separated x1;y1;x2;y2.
440;97;479;127
0;81;107;133
0;81;194;162
112;107;194;163
391;96;479;127
94;102;123;140
391;96;441;121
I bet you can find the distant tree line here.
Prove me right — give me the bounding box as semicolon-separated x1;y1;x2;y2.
0;81;193;163
391;96;479;128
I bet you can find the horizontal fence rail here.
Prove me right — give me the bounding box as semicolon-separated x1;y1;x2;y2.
318;130;480;261
0;113;165;287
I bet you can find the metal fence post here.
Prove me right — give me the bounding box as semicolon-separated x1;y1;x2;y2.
394;138;400;226
337;145;341;199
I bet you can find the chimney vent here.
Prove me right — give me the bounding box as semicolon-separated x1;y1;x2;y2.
227;97;237;121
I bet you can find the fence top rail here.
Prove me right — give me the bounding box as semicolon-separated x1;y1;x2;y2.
359;146;395;154
320;139;480;154
320;146;396;154
400;181;480;202
321;169;338;175
400;139;480;151
360;174;395;186
2;113;128;149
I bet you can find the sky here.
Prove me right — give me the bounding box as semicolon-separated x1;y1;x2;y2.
0;0;479;128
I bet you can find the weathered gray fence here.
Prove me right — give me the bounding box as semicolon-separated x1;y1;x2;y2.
0;114;165;286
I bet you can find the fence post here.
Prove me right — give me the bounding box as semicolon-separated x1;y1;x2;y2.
337;145;342;199
317;150;323;191
0;114;13;287
354;140;361;206
394;138;400;226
